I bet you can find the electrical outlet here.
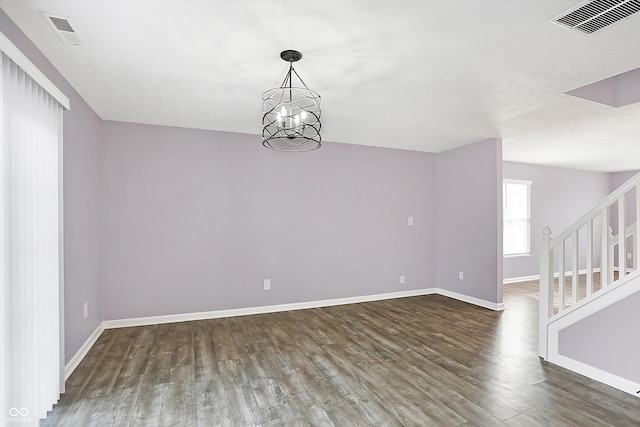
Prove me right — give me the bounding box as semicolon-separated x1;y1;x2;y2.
83;302;88;319
400;275;406;284
458;271;464;280
263;279;271;291
628;253;632;260
408;216;414;226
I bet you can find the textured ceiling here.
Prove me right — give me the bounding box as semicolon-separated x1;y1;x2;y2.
1;0;639;172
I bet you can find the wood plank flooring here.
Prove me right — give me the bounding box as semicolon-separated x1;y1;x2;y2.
42;283;640;426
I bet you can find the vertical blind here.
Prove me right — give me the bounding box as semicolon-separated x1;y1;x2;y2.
1;50;64;426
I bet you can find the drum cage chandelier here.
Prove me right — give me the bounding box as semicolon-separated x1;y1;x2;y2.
262;50;321;151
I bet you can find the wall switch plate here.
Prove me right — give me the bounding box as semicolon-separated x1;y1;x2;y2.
400;275;405;284
408;216;414;226
263;279;271;291
458;271;464;280
83;302;88;319
628;253;632;260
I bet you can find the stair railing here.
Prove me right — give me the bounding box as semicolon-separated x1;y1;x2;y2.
539;171;640;359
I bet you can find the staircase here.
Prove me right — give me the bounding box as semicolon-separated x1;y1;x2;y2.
538;171;640;396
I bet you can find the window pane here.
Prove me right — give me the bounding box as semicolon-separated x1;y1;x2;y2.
503;181;531;255
504;184;527;219
504;219;529;254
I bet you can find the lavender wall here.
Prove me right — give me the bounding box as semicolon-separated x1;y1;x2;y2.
100;122;437;320
436;139;503;304
1;11;103;363
558;289;640;383
502;162;610;281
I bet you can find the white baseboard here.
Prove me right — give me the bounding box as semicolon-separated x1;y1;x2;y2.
503;274;539;285
102;288;439;329
64;322;105;380
65;287;504;378
436;288;505;311
503;268;602;285
549;354;640;398
102;287;505;330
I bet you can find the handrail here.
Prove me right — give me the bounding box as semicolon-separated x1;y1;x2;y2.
550;171;640;246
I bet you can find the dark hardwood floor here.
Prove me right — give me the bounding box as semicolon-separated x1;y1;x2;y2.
42;282;640;426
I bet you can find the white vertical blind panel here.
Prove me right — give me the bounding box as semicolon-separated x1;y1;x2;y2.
586;218;593;296
571;231;578;305
1;50;62;426
559;241;565;312
636;184;640;271
0;43;6;427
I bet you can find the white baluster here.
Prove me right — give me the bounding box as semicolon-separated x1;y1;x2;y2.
559;239;566;312
608;226;614;284
633;185;640;270
618;195;626;278
633;225;638;271
601;208;609;289
539;226;553;360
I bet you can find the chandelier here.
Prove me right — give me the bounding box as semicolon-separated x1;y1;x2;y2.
262;50;321;151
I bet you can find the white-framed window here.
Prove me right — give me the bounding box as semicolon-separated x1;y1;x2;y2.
503;179;531;257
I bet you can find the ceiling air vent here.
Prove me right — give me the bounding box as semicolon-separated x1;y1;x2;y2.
41;12;87;46
551;0;640;34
